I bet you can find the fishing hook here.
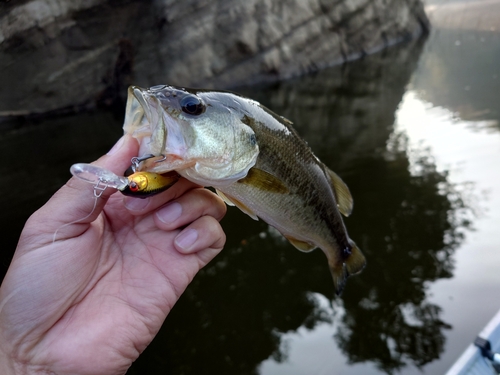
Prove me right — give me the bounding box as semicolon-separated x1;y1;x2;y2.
155;154;167;163
130;153;155;172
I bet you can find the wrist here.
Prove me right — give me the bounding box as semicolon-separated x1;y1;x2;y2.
0;347;18;375
0;348;51;375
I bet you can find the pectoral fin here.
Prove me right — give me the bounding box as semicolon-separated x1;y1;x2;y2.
325;167;353;217
238;168;289;194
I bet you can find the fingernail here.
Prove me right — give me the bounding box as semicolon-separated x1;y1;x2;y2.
107;135;125;155
157;202;182;224
175;229;198;251
124;197;149;211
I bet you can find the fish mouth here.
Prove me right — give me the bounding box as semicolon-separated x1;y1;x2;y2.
123;86;152;136
123;85;189;171
123;85;167;157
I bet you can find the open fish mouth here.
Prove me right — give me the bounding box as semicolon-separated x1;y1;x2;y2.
124;84;184;133
123;85;192;171
123;86;153;136
123;86;169;157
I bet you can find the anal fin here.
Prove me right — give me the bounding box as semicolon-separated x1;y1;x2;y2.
284;235;316;252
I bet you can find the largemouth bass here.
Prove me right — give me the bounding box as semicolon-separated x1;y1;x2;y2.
123;84;366;294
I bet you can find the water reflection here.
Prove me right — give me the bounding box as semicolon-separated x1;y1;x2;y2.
412;28;500;130
0;34;476;375
335;131;466;373
125;39;471;374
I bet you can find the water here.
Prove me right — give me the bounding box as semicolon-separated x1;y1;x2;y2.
1;3;500;374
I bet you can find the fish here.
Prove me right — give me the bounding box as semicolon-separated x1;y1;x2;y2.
122;84;366;294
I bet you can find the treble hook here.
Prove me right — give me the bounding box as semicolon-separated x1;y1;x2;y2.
129;154;167;173
155;154;167;163
130;154;155;172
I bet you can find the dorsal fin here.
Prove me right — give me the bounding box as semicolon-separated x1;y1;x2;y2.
325;167;353;217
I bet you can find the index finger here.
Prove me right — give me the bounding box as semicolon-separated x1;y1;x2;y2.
22;135;139;242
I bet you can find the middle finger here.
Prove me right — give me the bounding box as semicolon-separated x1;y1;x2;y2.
154;187;227;231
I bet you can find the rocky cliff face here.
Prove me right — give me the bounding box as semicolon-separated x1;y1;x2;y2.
0;0;429;116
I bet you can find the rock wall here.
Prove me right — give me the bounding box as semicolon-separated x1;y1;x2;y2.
0;0;429;116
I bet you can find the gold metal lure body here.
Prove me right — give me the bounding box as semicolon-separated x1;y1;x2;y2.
121;171;180;198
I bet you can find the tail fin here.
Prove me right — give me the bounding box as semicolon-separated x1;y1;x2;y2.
345;239;366;276
330;264;348;296
329;240;366;295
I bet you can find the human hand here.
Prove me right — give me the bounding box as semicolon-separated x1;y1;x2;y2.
0;135;226;375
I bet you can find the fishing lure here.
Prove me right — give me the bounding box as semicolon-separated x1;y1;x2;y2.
53;162;178;243
70;163;179;198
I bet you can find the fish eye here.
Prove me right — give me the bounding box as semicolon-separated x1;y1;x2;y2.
180;95;205;116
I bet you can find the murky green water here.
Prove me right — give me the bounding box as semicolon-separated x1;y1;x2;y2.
2;15;500;375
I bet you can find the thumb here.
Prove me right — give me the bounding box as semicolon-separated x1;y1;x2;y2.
24;135;139;242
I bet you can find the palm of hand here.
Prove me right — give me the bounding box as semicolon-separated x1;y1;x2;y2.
0;136;225;375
